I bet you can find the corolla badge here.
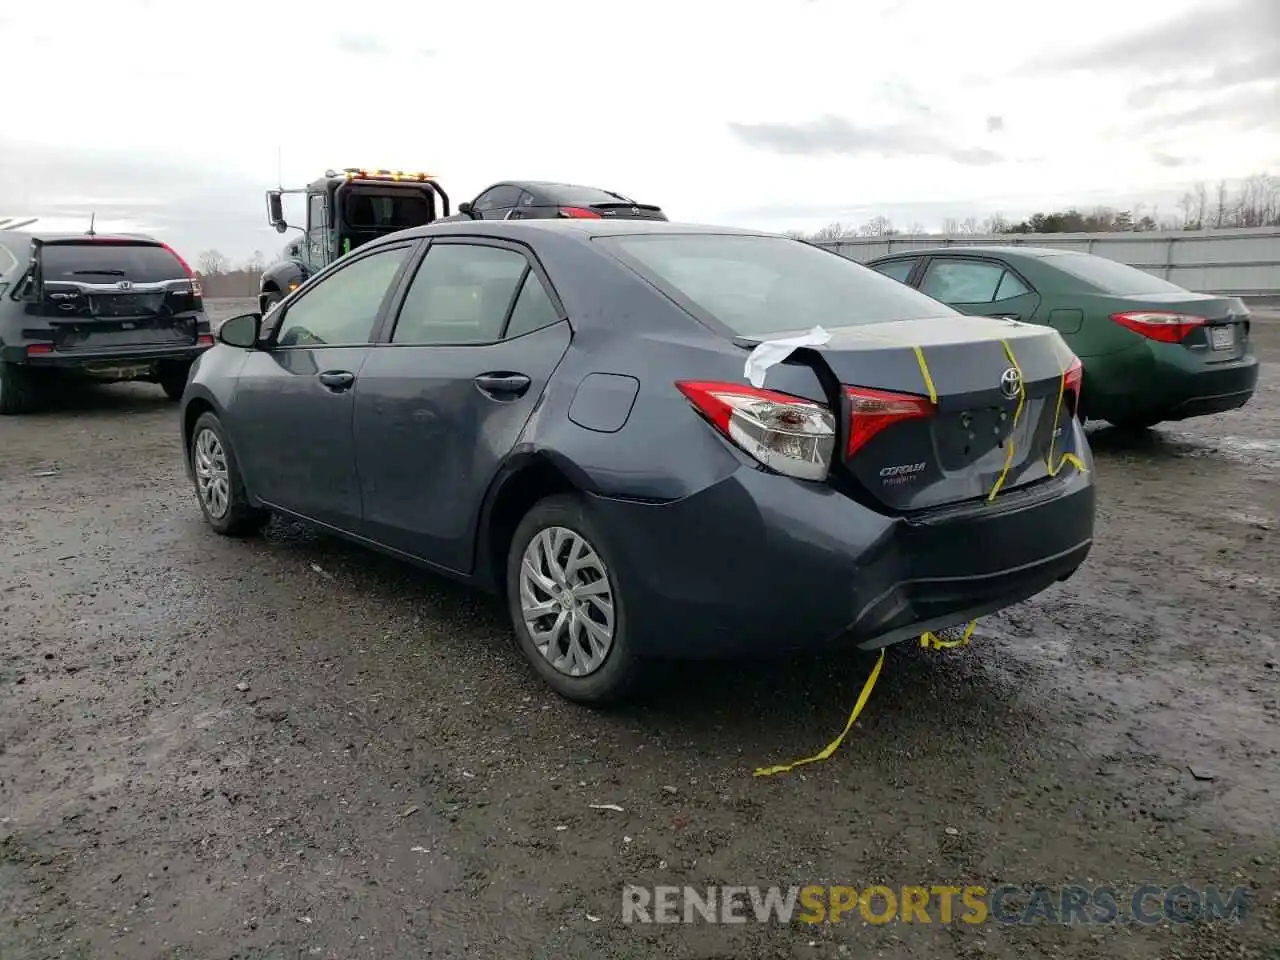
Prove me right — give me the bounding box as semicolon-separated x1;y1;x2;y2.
999;366;1022;400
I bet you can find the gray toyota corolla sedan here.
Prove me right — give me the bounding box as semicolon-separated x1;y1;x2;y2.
180;220;1096;704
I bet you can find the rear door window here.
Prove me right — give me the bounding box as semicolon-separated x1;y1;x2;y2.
472;186;523;216
599;233;956;337
391;243;529;344
871;258;916;283
40;242;187;283
919;258;1034;305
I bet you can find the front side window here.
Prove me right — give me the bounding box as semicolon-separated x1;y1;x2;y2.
391;244;529;345
276;245;410;347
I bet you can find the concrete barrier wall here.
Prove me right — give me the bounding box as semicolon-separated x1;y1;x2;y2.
814;228;1280;297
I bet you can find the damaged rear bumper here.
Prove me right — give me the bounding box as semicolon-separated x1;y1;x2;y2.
588;453;1095;660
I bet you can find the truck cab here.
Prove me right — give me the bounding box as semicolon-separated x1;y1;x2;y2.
258;168;450;314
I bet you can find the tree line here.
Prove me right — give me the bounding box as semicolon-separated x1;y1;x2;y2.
793;171;1280;242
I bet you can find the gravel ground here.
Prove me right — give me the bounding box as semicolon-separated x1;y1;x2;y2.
1;301;1277;960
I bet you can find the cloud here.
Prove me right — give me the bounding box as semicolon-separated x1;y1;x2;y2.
337;33;388;56
1152;151;1190;168
1045;0;1279;112
986;115;1005;133
727;115;1003;166
0;140;283;263
1131;85;1280;134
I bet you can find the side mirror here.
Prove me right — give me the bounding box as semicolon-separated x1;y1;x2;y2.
267;190;288;234
218;312;262;349
458;201;474;217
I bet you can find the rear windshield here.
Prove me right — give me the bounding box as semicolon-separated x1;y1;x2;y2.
541;184;636;205
1046;252;1187;295
599;234;957;336
40;242;186;283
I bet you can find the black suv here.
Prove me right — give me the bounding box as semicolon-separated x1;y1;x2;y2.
0;230;213;414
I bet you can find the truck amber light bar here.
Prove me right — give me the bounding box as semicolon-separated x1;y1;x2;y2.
341;168;436;182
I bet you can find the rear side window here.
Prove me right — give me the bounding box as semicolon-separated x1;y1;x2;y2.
599;234;957;336
504;271;561;338
1047;252;1186;295
871;259;915;283
40;242;186;283
919;259;1031;304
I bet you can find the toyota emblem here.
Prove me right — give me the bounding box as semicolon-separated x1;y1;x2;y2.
999;366;1022;400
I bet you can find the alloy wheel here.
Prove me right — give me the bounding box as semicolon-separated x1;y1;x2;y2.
519;526;616;677
193;428;231;520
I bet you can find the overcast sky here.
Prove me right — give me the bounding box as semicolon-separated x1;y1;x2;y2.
1;0;1277;262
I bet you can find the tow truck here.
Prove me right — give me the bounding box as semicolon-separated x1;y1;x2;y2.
258;168;450;314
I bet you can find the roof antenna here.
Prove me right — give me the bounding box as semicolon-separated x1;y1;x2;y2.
86;211;97;237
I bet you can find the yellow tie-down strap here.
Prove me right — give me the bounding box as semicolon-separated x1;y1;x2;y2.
754;338;1086;778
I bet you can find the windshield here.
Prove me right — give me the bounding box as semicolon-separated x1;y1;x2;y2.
40;242;186;283
1046;252;1188;295
599;233;957;336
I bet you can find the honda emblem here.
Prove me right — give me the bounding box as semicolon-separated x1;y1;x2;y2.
116;280;134;290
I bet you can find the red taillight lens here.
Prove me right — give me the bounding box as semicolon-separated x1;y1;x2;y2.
675;380;836;481
1063;356;1083;415
1110;311;1205;343
558;206;601;219
26;343;53;356
197;334;214;347
160;243;202;296
844;386;935;458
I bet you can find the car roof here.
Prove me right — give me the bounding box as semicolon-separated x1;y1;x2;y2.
0;229;160;245
871;245;1073;260
401;219;774;242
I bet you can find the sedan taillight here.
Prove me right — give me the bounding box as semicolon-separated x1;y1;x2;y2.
557;206;602;219
1110;311;1206;343
675;380;836;481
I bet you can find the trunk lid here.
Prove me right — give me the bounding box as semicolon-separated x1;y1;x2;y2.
34;239;203;349
740;316;1080;511
582;202;668;221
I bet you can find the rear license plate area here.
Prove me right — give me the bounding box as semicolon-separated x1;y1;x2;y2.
1209;325;1234;350
937;406;1012;468
89;293;168;318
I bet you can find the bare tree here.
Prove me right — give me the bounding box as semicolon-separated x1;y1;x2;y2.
982;212;1009;233
959;216;981;235
197;249;230;276
859;215;894;237
1213;180;1228;228
906;222;927;235
810;222;850;242
941;217;960;235
242;250;266;274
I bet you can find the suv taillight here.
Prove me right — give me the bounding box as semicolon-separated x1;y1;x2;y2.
675;380;836;481
1110;311;1205;343
161;242;202;297
844;386;934;458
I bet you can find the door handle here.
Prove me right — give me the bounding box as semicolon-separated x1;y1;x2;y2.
988;313;1021;322
318;370;356;392
474;372;531;399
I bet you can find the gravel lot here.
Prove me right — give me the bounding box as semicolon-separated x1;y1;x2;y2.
1;301;1277;959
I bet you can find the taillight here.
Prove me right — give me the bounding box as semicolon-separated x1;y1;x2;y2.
26;343;53;356
558;206;601;219
1110;311;1205;343
675;380;836;481
197;334;214;347
845;386;934;458
1063;356;1083;415
161;242;202;297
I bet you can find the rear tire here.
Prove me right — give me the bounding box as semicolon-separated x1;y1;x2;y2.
261;291;282;314
1107;416;1163;431
0;362;43;415
190;411;270;536
158;361;192;401
506;494;643;705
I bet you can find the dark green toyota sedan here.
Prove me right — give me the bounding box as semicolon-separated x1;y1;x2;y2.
864;246;1259;429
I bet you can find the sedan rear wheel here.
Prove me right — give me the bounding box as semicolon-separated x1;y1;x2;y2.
507;494;642;704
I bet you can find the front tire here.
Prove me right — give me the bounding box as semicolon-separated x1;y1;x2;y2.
190;412;269;536
261;291;282;314
506;494;643;705
0;362;43;415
